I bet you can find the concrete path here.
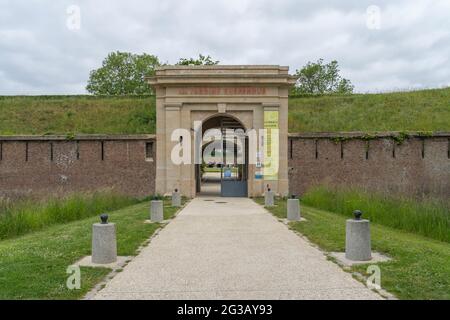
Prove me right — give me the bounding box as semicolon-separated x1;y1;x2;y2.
92;197;382;300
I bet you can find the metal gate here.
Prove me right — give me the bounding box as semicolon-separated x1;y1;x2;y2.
219;118;248;197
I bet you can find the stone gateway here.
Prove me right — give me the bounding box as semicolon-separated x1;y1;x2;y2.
147;65;297;198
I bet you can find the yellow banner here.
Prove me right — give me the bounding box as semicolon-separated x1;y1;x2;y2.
263;111;279;180
264;111;279;129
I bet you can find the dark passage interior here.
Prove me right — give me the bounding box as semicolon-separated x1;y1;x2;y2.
196;114;248;197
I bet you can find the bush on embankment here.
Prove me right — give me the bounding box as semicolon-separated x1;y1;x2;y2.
301;186;450;243
0;191;140;240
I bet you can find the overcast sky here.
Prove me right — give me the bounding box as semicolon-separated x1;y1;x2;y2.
0;0;449;94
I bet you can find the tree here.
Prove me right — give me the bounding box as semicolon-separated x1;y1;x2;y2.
293;59;354;95
86;51;160;95
176;54;219;66
336;78;354;94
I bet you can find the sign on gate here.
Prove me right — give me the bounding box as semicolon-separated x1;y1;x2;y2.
263;111;279;180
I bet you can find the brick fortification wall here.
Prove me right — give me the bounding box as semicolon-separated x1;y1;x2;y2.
1;133;449;199
0;135;156;198
288;133;450;198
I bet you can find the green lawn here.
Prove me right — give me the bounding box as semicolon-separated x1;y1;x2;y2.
254;198;450;300
0;87;449;135
0;191;141;241
301;186;450;243
0;198;184;299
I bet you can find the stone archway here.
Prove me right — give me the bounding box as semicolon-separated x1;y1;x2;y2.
147;65;296;198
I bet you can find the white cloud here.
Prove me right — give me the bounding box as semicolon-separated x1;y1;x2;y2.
0;0;449;94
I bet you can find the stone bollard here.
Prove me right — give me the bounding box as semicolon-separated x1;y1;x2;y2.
265;188;274;207
345;210;372;261
92;214;117;264
150;199;164;222
172;189;181;207
287;195;301;221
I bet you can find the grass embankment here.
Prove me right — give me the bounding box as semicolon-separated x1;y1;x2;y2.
0;191;140;240
0;197;184;299
301;186;450;243
255;196;450;299
0;87;449;135
0;95;155;135
288;87;450;132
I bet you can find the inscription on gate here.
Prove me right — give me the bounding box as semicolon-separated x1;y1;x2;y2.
177;87;267;95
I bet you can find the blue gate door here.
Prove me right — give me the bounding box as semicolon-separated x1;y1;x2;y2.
221;179;248;197
220;138;248;197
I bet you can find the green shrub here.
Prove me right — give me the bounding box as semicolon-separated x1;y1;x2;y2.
0;191;140;240
301;186;450;243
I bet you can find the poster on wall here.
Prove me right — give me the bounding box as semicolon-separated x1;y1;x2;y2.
263;110;279;181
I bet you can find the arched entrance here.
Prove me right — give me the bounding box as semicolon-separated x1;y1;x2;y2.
147;65;296;198
196;114;249;197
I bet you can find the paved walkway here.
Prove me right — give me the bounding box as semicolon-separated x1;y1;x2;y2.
92;197;381;300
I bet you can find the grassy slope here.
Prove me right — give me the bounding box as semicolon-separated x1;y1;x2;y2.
289;88;450;132
255;198;450;300
0;95;156;135
0;199;182;299
0;88;449;135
